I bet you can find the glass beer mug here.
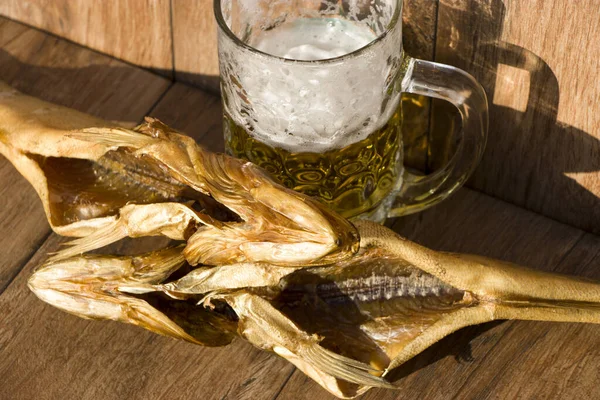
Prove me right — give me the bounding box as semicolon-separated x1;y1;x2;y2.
215;0;488;222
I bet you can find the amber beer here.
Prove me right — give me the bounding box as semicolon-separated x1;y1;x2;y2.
219;14;408;219
225;106;403;219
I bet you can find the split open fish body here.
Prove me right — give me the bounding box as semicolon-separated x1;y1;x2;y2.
1;81;599;399
250;248;475;369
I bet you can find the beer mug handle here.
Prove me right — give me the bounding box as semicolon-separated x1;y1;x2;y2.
388;57;489;217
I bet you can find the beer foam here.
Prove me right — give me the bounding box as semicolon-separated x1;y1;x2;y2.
250;19;375;61
219;13;404;153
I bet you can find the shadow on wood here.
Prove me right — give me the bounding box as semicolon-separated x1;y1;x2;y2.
433;0;600;234
385;321;505;384
0;48;171;124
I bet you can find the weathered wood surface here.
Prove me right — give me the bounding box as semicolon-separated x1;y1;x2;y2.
171;0;221;93
0;18;170;292
0;0;173;76
434;0;600;233
399;0;438;171
1;17;600;400
150;82;224;153
0;16;26;44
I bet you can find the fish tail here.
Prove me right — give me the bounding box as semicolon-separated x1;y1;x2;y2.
463;254;600;324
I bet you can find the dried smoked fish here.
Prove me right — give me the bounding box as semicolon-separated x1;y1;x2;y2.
1;82;599;398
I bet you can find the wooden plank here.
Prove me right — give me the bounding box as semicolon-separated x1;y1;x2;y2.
0;16;27;45
0;234;294;400
275;188;598;399
0;18;171;291
172;0;221;93
434;0;600;233
0;82;294;400
148;82;224;152
0;0;173;76
402;0;438;62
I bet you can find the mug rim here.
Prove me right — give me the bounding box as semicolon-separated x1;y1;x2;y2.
213;0;402;64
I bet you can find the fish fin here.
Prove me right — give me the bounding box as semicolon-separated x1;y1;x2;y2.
117;284;158;295
49;203;202;263
225;292;393;394
68;127;156;149
47;219;127;262
123;296;202;344
301;344;395;389
131;244;187;282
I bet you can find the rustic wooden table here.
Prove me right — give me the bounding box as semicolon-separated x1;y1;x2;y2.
1;17;598;400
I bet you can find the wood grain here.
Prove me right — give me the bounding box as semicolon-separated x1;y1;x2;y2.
0;0;173;76
0;15;27;45
276;188;600;399
434;0;600;233
401;0;438;171
149;82;224;153
0;18;170;292
172;0;221;93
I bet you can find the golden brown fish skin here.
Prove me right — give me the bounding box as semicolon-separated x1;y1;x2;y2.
131;118;360;266
125;117;360;267
248;248;478;376
0;81;359;266
2;81;600;399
